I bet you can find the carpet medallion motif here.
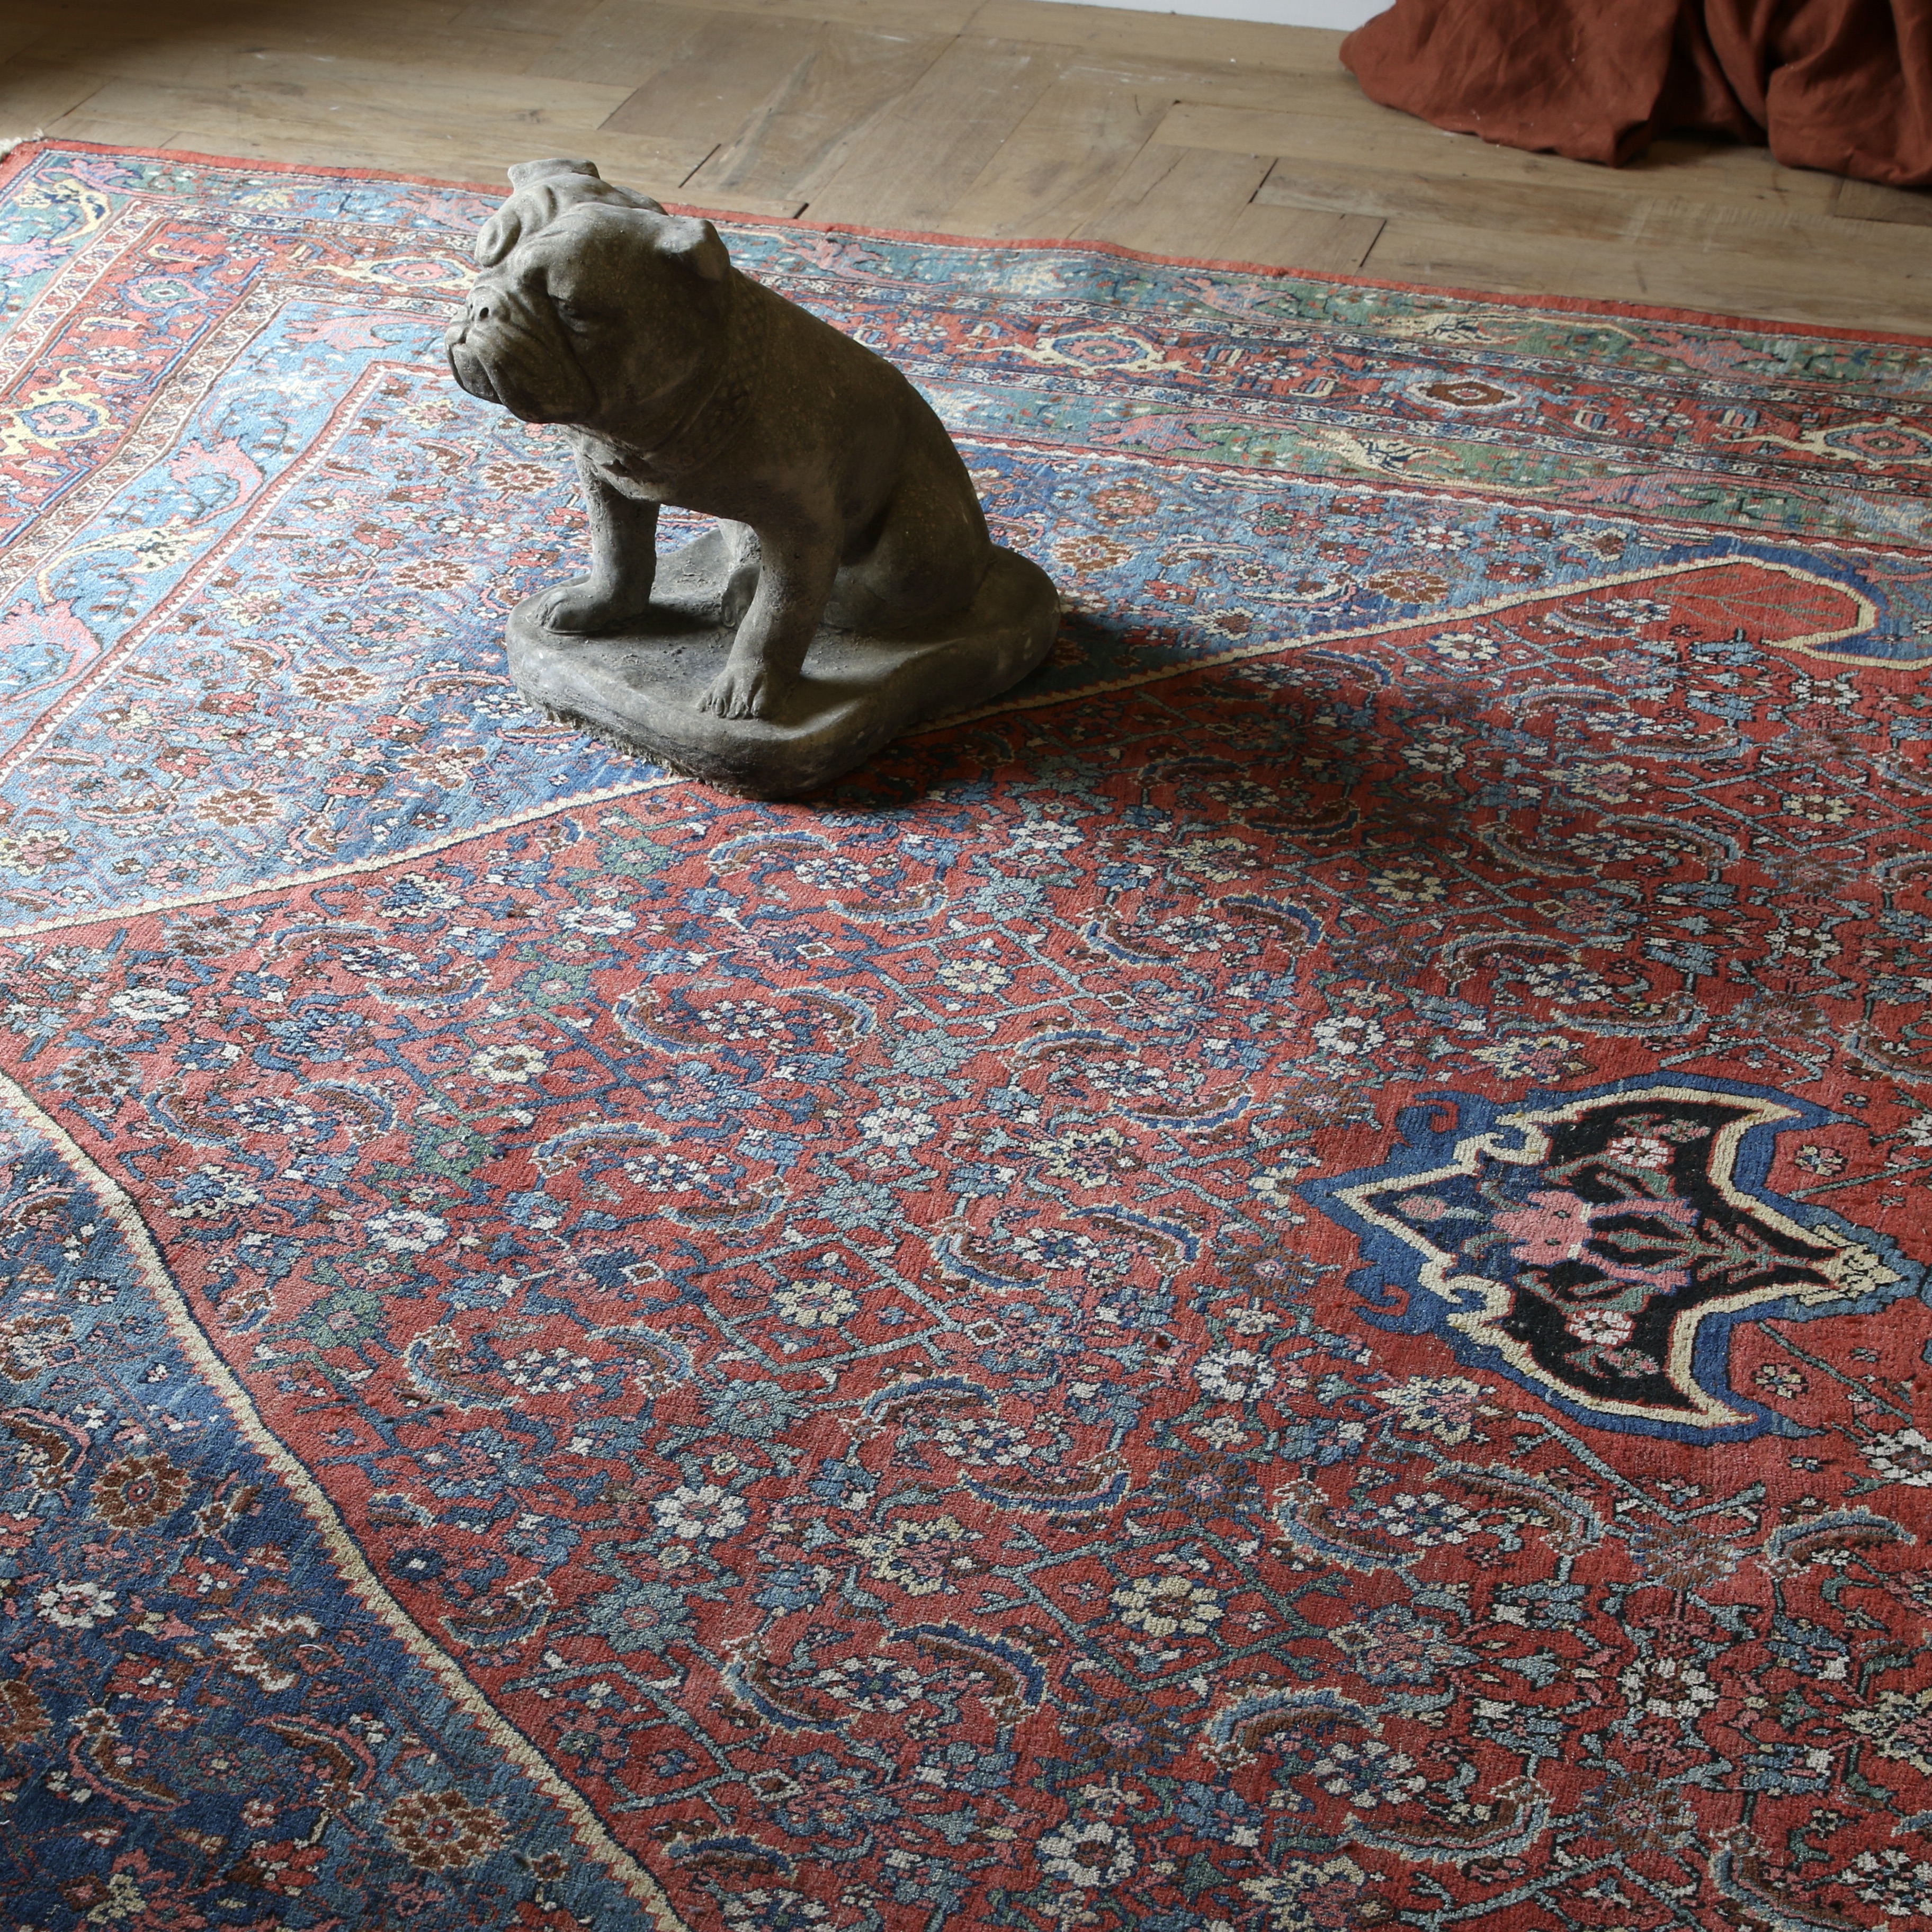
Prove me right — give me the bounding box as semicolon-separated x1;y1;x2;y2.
1316;1078;1918;1439
0;142;1928;1932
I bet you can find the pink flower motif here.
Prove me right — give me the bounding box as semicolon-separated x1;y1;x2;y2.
1491;1188;1693;1292
1492;1189;1603;1266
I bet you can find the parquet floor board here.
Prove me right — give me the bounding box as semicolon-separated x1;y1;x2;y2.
944;60;1182;238
1839;175;1932;228
1;60;118;137
23;19;560;77
454;0;609;33
1076;137;1273;256
673;21;951;204
515;2;720;88
1365;222;1930;336
601;13;838;153
965;0;1339;74
1;0;1925;332
801;34;1065;229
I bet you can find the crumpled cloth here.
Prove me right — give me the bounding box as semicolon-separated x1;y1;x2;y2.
1340;0;1932;186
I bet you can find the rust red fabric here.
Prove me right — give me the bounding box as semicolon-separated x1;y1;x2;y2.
1341;0;1932;186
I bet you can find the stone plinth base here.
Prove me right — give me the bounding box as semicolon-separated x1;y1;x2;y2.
506;532;1059;800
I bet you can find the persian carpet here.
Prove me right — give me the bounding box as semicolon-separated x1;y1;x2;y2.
0;138;1928;1932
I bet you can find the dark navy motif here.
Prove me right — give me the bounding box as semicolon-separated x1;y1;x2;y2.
1309;1078;1923;1439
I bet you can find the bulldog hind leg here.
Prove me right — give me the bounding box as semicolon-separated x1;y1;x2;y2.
718;522;761;626
827;449;991;631
652;521;757;618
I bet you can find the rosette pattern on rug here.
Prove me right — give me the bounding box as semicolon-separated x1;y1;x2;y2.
0;140;1929;1932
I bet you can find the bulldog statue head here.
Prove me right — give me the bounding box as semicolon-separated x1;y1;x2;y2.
446;157;1055;783
445;157;730;430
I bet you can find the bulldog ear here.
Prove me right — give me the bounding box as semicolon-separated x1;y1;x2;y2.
506;157;662;211
484;162;600;255
475;205;524;268
478;162;670;265
657;214;729;283
507;157;601;189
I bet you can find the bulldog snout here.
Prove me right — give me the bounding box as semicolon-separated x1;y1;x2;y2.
443;274;595;424
444;332;501;407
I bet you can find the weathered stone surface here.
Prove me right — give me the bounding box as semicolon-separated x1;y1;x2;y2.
507;528;1056;798
447;157;1058;792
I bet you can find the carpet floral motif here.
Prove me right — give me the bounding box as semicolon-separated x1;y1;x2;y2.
1314;1078;1918;1437
0;141;1928;1932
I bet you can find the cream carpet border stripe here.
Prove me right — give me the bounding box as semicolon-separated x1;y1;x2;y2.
0;1070;688;1929
933;554;1883;730
0;775;687;938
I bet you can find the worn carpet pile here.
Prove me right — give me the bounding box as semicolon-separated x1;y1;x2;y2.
0;139;1928;1932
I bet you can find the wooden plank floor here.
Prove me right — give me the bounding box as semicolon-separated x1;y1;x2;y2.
4;0;1930;333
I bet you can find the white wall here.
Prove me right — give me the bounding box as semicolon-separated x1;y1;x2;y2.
1027;0;1380;26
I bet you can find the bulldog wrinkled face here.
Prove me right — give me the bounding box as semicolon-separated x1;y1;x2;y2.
445;228;600;426
445;201;730;431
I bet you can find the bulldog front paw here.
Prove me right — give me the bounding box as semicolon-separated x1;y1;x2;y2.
535;579;651;634
698;663;784;721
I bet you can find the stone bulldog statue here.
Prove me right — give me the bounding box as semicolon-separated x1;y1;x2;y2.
447;158;1058;798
